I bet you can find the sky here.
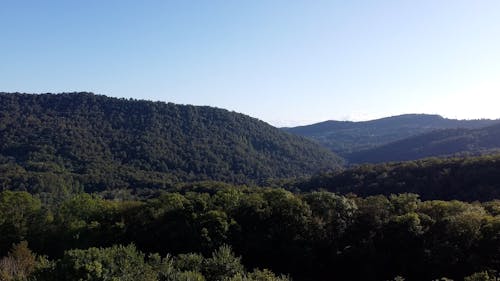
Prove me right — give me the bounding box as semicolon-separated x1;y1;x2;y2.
1;1;500;127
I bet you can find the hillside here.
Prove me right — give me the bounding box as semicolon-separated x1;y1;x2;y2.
348;124;500;163
284;114;499;156
0;92;343;193
290;154;500;201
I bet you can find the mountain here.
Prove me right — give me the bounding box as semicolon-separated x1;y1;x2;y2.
0;92;343;193
284;114;500;156
348;123;500;163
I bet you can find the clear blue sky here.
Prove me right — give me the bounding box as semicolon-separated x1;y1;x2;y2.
1;1;499;126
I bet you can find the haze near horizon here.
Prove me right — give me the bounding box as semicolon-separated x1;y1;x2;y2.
1;0;499;126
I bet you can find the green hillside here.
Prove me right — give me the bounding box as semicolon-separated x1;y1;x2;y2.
291;154;500;201
348;124;500;163
0;92;342;193
284;114;499;156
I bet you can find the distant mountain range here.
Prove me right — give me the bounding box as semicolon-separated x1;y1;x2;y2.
284;114;500;163
348;123;500;163
0;92;342;193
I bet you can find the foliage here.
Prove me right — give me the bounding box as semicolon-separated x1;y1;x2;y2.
0;188;498;281
1;93;498;281
0;241;38;281
292;155;500;201
202;245;244;281
0;243;286;281
464;271;499;281
52;244;158;281
0;191;42;253
0;92;342;193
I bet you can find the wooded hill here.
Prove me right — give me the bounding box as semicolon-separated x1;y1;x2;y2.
0;92;342;194
348;123;500;163
291;154;500;202
284;114;500;163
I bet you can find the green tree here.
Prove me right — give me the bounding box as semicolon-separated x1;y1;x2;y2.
55;244;157;281
203;245;244;281
0;191;41;253
0;241;37;281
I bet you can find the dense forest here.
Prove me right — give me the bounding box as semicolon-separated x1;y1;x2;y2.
284;114;500;163
291;154;500;202
0;92;342;194
0;93;498;280
0;188;498;281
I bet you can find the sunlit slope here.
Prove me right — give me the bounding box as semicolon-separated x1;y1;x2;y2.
0;92;343;192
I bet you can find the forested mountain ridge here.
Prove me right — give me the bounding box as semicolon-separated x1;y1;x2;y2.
0;92;343;193
347;123;500;163
284;114;500;157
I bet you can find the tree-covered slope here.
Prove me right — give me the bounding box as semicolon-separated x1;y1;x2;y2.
0;92;342;192
291;154;500;201
284;114;499;156
348;124;500;163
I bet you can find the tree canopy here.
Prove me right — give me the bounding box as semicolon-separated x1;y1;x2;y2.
0;189;497;281
0;92;342;194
